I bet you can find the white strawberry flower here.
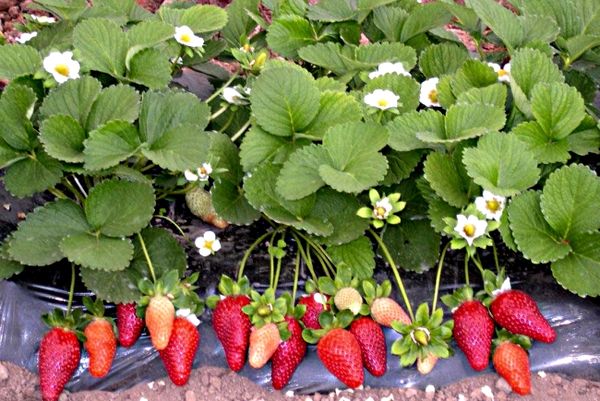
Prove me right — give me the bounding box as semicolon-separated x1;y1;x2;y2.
195;231;221;257
31;15;56;24
419;77;440;107
184;162;212;182
364;89;400;110
174;25;204;48
487;62;511;83
373;197;393;220
368;62;411;79
454;214;487;246
222;87;245;105
16;32;38;44
475;190;506;221
43;51;80;84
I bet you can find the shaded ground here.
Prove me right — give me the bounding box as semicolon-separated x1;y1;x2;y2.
2;360;600;401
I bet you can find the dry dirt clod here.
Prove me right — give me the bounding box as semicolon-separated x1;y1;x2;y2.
0;363;8;381
495;377;512;394
184;390;196;401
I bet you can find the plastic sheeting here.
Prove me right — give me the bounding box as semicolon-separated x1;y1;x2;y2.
1;266;600;394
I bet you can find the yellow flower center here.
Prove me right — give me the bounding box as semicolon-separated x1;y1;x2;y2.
463;224;476;237
180;33;191;43
204;239;213;250
199;167;208;175
375;206;387;218
242;43;252;52
377;98;389;108
498;69;508;77
54;64;69;76
486;199;500;212
428;89;438;103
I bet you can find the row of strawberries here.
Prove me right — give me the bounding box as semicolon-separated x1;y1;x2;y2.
37;267;556;401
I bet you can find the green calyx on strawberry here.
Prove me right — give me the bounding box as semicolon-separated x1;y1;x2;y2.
137;269;181;313
42;308;86;342
242;288;290;340
206;275;251;310
391;303;454;371
319;265;367;316
173;272;205;316
82;297;117;337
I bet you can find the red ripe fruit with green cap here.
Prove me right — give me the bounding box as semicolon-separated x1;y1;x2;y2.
271;316;307;390
490;290;556;343
317;328;364;388
39;328;81;401
298;293;329;329
213;295;252;371
349;317;386;377
116;303;144;348
493;341;531;395
159;317;200;386
453;300;495;371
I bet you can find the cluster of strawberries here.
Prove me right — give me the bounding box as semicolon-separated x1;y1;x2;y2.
210;269;411;389
38;271;203;401
443;270;556;395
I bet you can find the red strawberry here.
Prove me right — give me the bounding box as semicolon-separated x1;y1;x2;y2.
39;327;81;401
490;290;556;343
453;300;495;371
271;316;307;389
145;294;175;351
349;317;386;377
84;318;116;378
159;317;200;386
298;293;329;329
493;341;531;395
317;328;364;388
213;295;251;371
116;303;144;347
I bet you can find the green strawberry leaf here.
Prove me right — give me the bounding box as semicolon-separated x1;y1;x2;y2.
540;164;600;238
328;237;375;279
39;76;102;127
382;219;441;273
250;66;320;136
39;115;86;163
3;150;63;198
0;84;37;151
60;233;134;271
530;82;586;140
304;91;362;139
424;151;471;208
0;45;41;80
512;121;570;164
276;144;330;201
211;180;260;225
419;42;469;78
8;200;89;266
83;120;142;171
551;232;600;297
73;18;128;77
312;188;368;246
387;109;443;151
508;190;572;264
86;84;141;131
463;132;540;197
267;15;317;58
84;179;155;237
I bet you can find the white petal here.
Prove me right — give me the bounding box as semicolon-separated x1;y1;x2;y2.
487;62;501;72
313;293;327;304
194;237;206;249
201;163;213;175
419;77;440;107
176;308;192;318
174;25;204;48
211;239;222;252
184;170;199;181
364;89;399;110
199;247;212;257
16;32;38;44
203;231;216;241
223;87;243;104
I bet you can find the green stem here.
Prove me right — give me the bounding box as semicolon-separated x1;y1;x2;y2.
140;163;157;172
291;232;318;283
238;230;274;281
431;242;451;313
311;246;333;278
269;230;277;289
218;111;236;133
292;250;300;303
491;240;500;272
206;72;239;103
369;228;414;321
231;120;251;142
137;232;157;282
62;178;84;203
273;234;284;290
210;105;229;120
471;253;485;277
153;215;188;240
66;264;76;314
294;230;335;276
48;187;68;200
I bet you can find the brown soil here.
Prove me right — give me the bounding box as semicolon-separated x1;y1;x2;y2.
2;361;600;401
